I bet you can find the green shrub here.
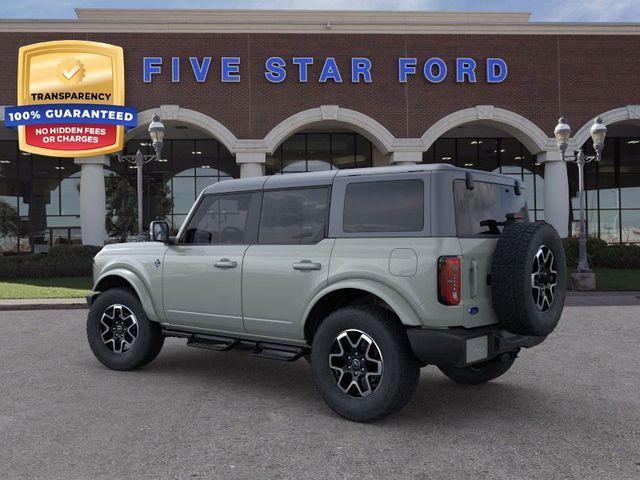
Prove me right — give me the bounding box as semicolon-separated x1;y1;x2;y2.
562;237;640;269
0;245;101;279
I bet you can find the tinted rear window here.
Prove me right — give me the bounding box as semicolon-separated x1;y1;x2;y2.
454;179;528;236
343;179;424;233
259;188;330;244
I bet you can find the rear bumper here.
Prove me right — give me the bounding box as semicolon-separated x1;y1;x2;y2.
406;325;546;368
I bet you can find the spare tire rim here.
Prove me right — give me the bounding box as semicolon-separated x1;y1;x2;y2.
328;329;384;398
531;245;558;312
99;304;138;353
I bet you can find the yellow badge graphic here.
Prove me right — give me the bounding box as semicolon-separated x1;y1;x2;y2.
5;40;136;158
56;58;86;85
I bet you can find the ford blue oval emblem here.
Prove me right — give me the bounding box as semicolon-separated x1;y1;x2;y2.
469;307;479;315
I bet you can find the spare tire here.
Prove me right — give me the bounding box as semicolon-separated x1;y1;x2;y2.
490;221;566;336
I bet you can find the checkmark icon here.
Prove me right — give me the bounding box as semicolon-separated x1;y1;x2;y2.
62;64;80;79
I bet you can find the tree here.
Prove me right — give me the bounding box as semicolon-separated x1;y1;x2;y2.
0;201;20;251
151;180;173;225
105;176;137;242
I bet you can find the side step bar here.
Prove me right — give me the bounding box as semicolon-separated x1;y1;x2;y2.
162;329;308;362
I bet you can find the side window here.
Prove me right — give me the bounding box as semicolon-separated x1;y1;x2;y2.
343;179;424;233
259;188;330;244
182;192;260;244
454;180;529;236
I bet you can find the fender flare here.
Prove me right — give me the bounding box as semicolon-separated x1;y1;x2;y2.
302;279;422;336
94;268;162;322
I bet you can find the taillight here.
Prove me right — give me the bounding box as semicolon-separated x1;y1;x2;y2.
438;256;461;305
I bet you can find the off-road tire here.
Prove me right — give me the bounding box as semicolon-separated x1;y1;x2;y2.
310;305;420;422
491;221;567;336
87;288;164;371
439;353;516;385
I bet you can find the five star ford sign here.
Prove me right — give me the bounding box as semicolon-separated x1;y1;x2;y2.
4;40;137;158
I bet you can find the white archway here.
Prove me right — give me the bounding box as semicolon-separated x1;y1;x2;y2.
420;105;553;154
129;105;239;154
572;105;640;148
263;105;396;155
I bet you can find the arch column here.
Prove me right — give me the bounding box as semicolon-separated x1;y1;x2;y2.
537;151;569;238
236;151;266;178
74;155;109;246
390;151;422;165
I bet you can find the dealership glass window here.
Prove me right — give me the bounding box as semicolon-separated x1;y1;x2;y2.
620;138;640;209
456;138;478;168
478;138;500;172
266;133;373;174
343;180;424;233
119;138;239;234
566;136;640;243
0;141;18;177
433;138;455;164
422;137;544;221
307;134;332;172
259;188;330;244
282;134;307;173
621;210;640;243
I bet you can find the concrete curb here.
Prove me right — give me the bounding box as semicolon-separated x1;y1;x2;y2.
0;291;639;312
0;298;87;311
565;291;640;307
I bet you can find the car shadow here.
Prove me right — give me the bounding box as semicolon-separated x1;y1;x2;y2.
102;342;603;429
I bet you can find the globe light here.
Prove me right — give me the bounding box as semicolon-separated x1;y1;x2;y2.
590;116;607;154
147;113;165;158
554;117;571;153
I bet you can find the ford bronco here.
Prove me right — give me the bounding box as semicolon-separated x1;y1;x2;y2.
86;164;566;422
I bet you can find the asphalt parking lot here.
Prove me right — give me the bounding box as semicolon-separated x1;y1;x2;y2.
0;306;639;480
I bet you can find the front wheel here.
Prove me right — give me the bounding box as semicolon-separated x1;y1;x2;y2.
310;306;420;422
438;353;516;385
87;288;164;371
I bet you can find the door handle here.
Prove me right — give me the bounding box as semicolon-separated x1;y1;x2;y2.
470;260;478;298
214;259;237;269
293;260;321;271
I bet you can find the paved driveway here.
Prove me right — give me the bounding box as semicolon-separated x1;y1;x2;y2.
0;306;638;480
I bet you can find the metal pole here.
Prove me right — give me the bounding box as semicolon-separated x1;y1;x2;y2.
135;149;144;236
576;150;590;272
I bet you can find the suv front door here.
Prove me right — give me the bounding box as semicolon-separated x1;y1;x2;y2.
162;191;261;333
242;187;333;340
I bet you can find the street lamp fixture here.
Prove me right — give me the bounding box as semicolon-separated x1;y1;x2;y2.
117;113;166;238
554;116;607;274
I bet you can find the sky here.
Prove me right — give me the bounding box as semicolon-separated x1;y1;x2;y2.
0;0;639;22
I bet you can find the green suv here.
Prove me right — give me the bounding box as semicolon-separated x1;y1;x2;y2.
86;164;566;422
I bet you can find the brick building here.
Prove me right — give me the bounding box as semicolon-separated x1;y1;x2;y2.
0;9;639;250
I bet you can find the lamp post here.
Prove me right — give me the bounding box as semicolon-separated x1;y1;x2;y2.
117;113;165;237
554;116;607;274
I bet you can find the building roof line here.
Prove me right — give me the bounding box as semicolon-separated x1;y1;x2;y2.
0;9;639;35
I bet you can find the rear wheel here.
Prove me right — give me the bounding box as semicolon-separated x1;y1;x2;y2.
87;288;164;371
438;353;516;385
310;306;420;422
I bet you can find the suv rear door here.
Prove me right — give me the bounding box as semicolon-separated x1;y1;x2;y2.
242;186;334;340
453;176;528;327
162;191;261;333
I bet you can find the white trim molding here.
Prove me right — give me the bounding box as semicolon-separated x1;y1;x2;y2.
572;105;640;148
1;9;639;35
263;106;396;155
128;106;239;154
421;106;554;154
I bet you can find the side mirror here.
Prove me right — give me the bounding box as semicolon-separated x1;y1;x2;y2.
150;220;170;243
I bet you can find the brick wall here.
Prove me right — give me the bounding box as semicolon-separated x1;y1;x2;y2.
0;32;638;140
